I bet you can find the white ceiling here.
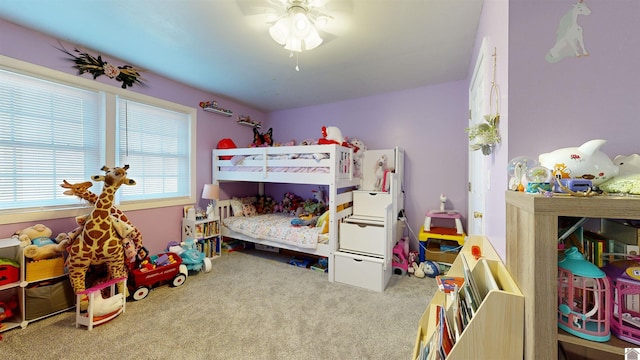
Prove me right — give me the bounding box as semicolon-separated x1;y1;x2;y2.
0;0;483;112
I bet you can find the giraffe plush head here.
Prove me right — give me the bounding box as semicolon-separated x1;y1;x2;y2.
61;179;93;196
92;164;136;188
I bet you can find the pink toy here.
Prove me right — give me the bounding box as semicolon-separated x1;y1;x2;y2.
602;259;640;345
392;237;409;275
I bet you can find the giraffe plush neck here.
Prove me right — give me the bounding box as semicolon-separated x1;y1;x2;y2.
67;165;136;301
60;179;144;254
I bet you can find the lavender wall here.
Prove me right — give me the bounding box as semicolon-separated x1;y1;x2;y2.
0;20;265;254
509;0;639;158
470;0;639;260
267;82;470;250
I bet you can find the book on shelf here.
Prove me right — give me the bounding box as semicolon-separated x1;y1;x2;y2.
436;275;465;293
461;254;483;305
437;305;454;357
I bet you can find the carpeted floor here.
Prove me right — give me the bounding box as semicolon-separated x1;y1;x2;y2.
1;248;436;359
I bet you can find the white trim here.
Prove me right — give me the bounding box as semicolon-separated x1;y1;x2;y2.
0;55;198;225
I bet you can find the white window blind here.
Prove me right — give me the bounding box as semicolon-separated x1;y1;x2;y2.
117;98;191;201
0;69;103;211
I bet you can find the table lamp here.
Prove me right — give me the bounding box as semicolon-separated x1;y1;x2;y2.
202;184;219;219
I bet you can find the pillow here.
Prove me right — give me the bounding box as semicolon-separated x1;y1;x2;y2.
230;198;244;216
316;210;330;234
599;174;640;195
243;203;257;217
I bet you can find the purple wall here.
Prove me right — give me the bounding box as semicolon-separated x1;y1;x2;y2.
469;0;639;259
0;20;264;254
267;82;470;250
509;0;639;158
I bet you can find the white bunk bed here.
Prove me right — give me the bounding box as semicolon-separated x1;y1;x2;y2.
212;144;361;282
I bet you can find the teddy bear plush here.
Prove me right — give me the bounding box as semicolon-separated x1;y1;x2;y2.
14;224;68;260
614;154;640;176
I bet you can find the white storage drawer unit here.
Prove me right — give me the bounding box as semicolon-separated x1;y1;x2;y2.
352;191;392;218
334;251;390;292
340;221;385;256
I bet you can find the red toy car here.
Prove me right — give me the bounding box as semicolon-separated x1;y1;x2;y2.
128;252;187;301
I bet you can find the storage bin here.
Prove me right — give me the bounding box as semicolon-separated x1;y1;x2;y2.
352;191;391;218
25;278;75;321
339;221;385;256
25;256;66;282
0;260;19;286
334;251;389;292
423;240;460;264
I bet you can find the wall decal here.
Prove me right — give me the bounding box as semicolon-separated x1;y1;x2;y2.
57;44;146;88
546;0;591;63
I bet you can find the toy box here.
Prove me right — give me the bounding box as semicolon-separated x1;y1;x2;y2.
25;278;75;321
25;256;66;282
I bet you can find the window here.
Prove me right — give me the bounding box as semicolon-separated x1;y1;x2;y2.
0;56;196;224
117;98;191;201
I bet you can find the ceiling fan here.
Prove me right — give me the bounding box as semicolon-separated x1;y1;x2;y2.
236;0;352;49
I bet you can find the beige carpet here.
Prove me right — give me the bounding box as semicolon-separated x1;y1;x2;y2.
1;248;436;359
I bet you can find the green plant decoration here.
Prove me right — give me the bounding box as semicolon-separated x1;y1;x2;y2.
466;114;501;155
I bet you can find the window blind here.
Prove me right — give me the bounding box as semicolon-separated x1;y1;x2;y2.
116;98;191;201
0;69;103;211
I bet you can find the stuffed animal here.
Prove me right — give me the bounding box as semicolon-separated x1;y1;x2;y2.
252;127;273;147
374;154;388;191
614;154;640;176
318;126;347;146
538;139;619;185
13;223;53;247
348;138;367;178
13;224;69;260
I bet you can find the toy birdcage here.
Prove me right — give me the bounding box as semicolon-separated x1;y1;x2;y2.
558;247;611;342
602;259;640;345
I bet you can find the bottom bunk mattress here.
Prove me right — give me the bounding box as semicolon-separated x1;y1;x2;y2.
222;213;328;249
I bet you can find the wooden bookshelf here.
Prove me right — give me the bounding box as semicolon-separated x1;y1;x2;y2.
505;191;640;360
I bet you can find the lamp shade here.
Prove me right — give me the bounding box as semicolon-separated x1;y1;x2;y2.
201;184;219;201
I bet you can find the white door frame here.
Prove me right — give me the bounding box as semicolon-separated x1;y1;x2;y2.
468;38;491;236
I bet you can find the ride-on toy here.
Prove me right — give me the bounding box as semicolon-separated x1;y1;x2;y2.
128;252;188;301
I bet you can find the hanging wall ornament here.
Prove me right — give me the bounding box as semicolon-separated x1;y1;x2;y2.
545;0;591;63
56;43;146;89
466;48;501;156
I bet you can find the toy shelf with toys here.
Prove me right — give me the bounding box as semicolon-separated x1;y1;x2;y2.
0;237;22;334
505;191;640;360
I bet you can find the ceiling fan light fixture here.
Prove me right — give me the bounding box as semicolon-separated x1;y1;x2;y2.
303;28;323;50
269;17;290;45
269;0;325;53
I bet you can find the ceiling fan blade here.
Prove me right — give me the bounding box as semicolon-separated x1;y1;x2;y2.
236;0;283;17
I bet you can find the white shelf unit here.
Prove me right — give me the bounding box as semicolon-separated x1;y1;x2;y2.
0;237;75;332
182;217;221;259
0;237;23;333
412;235;524;359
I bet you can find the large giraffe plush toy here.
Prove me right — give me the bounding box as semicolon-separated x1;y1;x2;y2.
60;179;144;265
67;165;136;307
